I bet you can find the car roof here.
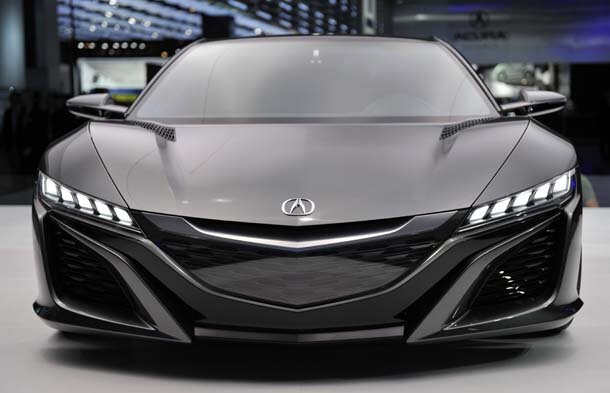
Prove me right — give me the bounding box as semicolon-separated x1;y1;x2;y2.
191;34;438;47
126;34;501;117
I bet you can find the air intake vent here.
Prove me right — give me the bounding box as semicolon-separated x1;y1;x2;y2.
439;117;523;139
471;220;561;310
130;120;176;141
440;117;497;139
158;234;438;308
48;221;134;314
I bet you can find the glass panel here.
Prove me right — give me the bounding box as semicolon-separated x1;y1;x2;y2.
133;37;496;123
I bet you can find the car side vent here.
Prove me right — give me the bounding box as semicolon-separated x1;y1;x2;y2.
130;120;176;142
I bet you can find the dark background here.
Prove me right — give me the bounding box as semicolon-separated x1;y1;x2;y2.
1;0;610;205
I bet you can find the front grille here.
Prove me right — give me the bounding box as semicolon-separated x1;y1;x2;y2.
159;235;438;308
48;221;133;313
471;219;562;310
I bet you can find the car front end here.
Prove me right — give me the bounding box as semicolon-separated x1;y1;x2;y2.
32;36;582;344
32;123;582;345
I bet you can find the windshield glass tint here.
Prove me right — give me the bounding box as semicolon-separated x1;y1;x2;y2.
132;37;496;123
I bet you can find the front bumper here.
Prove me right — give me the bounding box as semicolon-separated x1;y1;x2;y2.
32;190;583;344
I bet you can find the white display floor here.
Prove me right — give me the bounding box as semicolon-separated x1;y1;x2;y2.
1;206;608;392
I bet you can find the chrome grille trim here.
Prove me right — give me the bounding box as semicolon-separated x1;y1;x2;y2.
183;218;411;249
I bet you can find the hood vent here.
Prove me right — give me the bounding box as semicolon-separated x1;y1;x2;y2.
129;120;176;142
440;117;498;140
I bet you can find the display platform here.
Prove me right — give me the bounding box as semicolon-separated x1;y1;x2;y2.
0;206;608;392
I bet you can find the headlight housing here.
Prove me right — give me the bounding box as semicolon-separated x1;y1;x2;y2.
462;168;576;230
38;172;139;231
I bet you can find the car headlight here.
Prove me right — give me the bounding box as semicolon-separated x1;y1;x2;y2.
462;168;576;230
38;172;139;231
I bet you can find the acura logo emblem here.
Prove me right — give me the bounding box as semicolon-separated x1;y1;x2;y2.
281;198;315;216
469;10;491;28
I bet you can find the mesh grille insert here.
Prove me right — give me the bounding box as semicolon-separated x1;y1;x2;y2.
158;235;438;308
48;221;133;313
471;219;562;310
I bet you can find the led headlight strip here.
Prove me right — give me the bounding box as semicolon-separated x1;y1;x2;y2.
39;172;139;230
463;169;576;229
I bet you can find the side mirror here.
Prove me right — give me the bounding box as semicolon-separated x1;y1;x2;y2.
500;90;567;117
66;93;128;120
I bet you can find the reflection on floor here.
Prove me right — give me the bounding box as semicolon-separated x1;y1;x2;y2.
0;206;608;392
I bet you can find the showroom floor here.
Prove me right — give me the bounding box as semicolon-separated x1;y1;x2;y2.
0;206;608;393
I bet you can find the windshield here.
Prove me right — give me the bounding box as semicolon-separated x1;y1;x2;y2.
131;37;497;124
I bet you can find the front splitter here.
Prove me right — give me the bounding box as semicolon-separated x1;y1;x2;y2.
194;324;405;344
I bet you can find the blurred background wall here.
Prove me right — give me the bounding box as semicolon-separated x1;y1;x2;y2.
0;1;26;89
1;0;609;206
388;0;610;206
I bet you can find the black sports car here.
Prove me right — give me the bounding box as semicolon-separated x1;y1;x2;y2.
32;36;582;344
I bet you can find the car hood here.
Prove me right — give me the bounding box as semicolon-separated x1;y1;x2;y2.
89;120;528;226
